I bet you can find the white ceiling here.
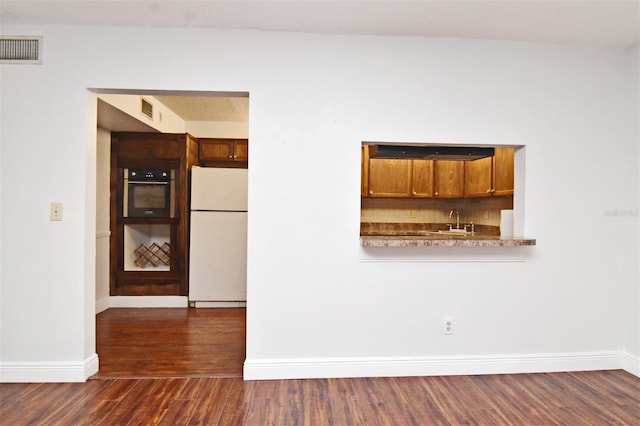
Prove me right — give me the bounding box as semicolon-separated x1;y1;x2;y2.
1;0;639;49
96;95;249;132
154;95;249;122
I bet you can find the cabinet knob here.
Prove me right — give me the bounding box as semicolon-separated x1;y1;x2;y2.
369;190;373;195
228;155;233;159
435;192;438;196
486;189;491;193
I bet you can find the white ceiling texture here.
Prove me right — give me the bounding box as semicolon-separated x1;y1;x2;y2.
2;0;638;125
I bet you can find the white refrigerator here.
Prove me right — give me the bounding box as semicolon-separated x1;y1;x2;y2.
189;166;248;306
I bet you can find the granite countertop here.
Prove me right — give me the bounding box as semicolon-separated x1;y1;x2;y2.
360;222;536;247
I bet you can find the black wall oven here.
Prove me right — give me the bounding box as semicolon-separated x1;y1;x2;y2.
123;169;175;218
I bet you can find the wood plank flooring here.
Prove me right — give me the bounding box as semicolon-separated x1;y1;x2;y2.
1;370;639;425
94;308;246;378
2;308;639;425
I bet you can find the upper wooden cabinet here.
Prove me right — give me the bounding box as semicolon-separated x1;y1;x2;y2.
361;145;514;199
367;159;435;198
114;132;193;166
233;140;249;161
199;138;248;167
464;155;494;197
492;147;514;196
361;145;370;197
463;147;514;197
411;160;434;198
434;161;464;198
368;158;412;197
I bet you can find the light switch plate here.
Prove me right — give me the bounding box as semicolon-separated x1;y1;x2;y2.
50;202;63;221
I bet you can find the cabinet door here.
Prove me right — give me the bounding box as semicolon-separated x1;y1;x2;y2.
464;156;493;197
434;161;464;198
199;139;235;161
233;140;249;161
411;160;434;197
368;159;412;197
493;147;514;196
361;145;369;197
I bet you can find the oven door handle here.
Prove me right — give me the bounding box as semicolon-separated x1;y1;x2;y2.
127;181;169;185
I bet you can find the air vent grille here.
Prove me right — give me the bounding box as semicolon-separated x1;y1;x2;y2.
141;98;154;120
0;36;42;64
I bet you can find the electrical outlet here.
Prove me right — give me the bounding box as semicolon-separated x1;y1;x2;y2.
407;210;417;218
483;210;489;219
50;202;63;221
443;316;454;335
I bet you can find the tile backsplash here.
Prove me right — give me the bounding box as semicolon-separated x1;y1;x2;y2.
361;196;513;226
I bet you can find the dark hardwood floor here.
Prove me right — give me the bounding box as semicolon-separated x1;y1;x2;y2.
1;308;639;425
94;307;246;378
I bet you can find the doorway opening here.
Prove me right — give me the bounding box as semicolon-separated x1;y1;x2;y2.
93;89;249;378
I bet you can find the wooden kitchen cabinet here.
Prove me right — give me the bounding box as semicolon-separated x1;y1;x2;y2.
199;138;248;167
361;145;370;197
411;160;434;197
361;144;512;199
464;155;493;197
362;144;433;198
367;158;412;197
464;147;514;197
366;159;434;198
434;161;464;198
110;132;198;297
492;147;514;196
233;140;249;161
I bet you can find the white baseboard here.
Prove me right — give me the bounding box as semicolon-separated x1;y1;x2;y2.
3;351;636;383
0;354;99;383
95;297;110;313
108;296;189;308
622;352;640;377
244;351;634;381
193;301;246;308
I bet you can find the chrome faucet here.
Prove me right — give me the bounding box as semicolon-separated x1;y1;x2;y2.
449;209;461;229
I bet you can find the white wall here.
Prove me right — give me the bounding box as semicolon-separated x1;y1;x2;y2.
98;94;186;133
95;127;111;313
185;121;248;139
630;45;640;370
0;26;638;381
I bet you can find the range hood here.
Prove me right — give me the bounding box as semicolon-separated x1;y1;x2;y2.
369;145;494;161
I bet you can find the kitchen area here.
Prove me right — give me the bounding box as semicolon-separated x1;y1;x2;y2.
360;143;536;247
91;92;251;377
96;93;250;310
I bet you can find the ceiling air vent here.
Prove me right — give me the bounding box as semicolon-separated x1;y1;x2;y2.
0;36;42;64
140;98;154;120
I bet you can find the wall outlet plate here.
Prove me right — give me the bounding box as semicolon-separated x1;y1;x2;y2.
443;316;454;335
